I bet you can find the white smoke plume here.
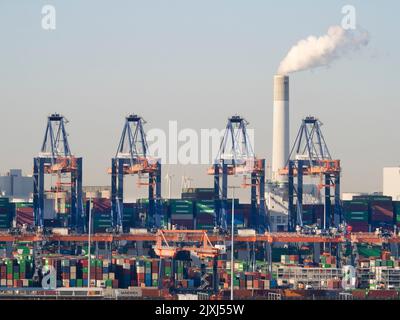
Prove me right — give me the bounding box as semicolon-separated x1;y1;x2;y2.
277;25;369;75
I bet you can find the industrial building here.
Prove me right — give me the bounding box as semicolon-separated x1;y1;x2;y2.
0;169;33;200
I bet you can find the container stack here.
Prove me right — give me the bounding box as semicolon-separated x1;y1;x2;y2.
195;200;215;230
170;200;194;229
219;270;273;290
90;198;112;232
122;203;137;230
280;255;300;265
0;198;14;229
327;279;341;289
351;195;394;230
320;253;337;268
15;202;34;227
0;257;34;287
370;199;394;231
343;200;370;232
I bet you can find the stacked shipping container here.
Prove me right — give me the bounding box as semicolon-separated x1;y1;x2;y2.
343;200;370;232
0;198;13;229
89;198;112;232
170;200;194;229
0;257;34;287
15;202;34;226
195;200;215;230
370;199;394;230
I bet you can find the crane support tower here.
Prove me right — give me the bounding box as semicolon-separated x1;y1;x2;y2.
110;114;162;231
208;115;268;232
279;116;342;231
33;113;83;231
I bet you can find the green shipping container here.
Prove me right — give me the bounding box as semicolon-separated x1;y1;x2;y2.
15;202;33;208
170;200;194;215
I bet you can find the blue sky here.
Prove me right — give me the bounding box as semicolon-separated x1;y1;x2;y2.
0;1;399;198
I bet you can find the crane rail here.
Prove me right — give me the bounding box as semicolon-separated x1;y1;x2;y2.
0;231;394;244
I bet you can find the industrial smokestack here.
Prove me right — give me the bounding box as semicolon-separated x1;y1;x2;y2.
272;74;289;183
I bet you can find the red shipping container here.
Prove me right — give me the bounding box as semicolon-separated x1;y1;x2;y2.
112;279;119;288
347;221;369;232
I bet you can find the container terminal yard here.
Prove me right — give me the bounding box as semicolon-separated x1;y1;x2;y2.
1;75;400;301
0;4;398;303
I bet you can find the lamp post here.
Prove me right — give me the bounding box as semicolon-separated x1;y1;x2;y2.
165;173;174;199
87;196;92;289
228;186;240;301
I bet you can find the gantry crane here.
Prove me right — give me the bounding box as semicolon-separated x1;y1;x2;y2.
33;113;83;231
208;116;268;232
109;114;162;232
279;116;342;231
154;230;220;292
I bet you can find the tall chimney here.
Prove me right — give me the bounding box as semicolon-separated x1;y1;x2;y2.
272;74;289;182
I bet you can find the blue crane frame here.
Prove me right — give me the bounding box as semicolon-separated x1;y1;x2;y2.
285;116;342;231
111;114;162;231
33;113;83;231
211;115;268;232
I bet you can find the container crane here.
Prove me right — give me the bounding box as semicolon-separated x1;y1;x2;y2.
279;116;342;231
208;116;268;232
109;114;162;232
33;113;83;232
154;230;220;293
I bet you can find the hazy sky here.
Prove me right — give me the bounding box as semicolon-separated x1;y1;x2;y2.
0;1;399;199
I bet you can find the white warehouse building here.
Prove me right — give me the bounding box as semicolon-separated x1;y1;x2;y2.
383;167;400;201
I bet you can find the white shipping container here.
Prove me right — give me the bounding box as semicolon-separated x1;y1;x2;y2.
177;294;198;300
52;228;69;236
130;228;148;235
342;192;363;201
97;280;105;287
238;229;256;237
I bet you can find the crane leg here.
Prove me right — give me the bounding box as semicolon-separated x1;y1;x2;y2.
213;256;218;293
313;243;320;264
390;243;399;259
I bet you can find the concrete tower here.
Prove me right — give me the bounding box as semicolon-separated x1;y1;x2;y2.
272;75;289;182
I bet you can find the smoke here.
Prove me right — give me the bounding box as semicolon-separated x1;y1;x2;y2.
277;25;370;75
